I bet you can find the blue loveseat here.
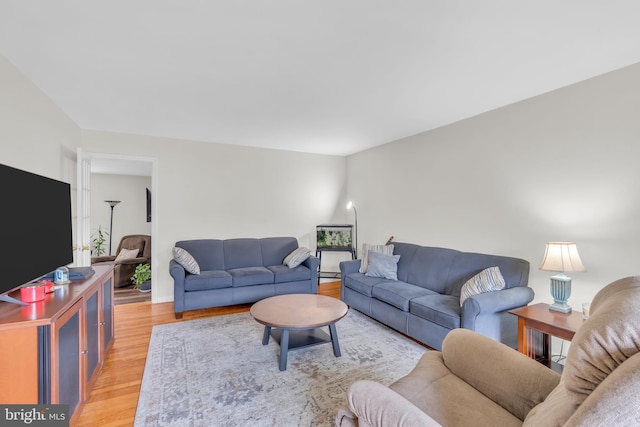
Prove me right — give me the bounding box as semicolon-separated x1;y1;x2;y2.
171;237;319;319
340;242;533;350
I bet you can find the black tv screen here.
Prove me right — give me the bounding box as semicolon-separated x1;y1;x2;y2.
0;163;74;298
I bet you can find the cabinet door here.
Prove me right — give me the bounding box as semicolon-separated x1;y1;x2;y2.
101;276;114;351
85;284;101;395
51;299;83;417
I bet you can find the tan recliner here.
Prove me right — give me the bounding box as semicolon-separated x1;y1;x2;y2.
92;234;151;288
337;276;640;427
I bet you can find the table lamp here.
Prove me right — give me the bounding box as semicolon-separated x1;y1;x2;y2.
539;242;586;313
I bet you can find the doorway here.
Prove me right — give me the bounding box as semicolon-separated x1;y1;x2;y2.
77;150;158;303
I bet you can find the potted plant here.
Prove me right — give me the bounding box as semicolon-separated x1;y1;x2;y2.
131;263;151;293
91;225;109;256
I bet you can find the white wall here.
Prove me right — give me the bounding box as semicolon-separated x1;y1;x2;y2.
81;130;347;302
346;62;640;308
0;54;80;182
91;174;152;256
0;54;81;263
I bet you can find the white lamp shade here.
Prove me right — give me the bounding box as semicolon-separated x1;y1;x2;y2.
539;242;586;273
346;201;353;210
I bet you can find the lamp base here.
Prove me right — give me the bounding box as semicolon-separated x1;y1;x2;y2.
549;273;572;313
549;301;572;313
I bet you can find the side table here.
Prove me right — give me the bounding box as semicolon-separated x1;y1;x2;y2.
509;303;584;372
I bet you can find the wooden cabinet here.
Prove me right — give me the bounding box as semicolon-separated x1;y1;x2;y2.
0;265;114;426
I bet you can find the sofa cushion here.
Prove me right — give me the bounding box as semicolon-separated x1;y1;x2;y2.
344;273;385;297
176;239;225;271
523;382;574;427
394;243;459;294
365;251;400;280
184;270;232;291
446;252;530;296
410;294;462;329
372;281;437;312
359;243;394;273
229;266;275;287
224;239;263;269
267;264;311;283
173;247;201;274
459;266;505;306
261;237;299;266
120;236;146;256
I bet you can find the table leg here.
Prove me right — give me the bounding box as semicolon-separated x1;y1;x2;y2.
329;323;341;357
517;317;527;355
262;326;271;345
279;329;290;371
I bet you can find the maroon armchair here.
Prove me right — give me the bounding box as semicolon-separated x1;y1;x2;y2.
92;234;151;288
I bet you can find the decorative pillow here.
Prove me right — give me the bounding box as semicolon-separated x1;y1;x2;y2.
173;247;201;275
459;266;505;306
365;251;401;280
359;244;394;273
283;247;310;268
115;248;139;262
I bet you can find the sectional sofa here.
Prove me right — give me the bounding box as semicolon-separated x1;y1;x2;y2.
340;242;533;349
170;237;319;318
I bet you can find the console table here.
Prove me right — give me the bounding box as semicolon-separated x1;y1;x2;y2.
0;264;114;426
509;302;584;372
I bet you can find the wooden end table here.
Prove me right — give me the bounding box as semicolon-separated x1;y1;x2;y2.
509;303;584;372
250;294;348;371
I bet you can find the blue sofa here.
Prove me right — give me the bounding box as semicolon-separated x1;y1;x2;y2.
170;237;319;319
340;242;533;350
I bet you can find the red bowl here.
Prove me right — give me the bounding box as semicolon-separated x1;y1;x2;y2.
20;284;46;303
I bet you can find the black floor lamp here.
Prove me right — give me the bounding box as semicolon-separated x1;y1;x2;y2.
105;200;121;255
347;201;358;258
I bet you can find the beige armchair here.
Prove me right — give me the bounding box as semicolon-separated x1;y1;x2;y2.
337;276;640;427
92;234;151;288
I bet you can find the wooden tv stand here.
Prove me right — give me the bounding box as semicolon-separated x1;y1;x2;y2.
0;264;114;426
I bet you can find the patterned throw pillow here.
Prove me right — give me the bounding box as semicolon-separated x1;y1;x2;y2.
359;244;394;273
115;248;139;262
173;247;201;275
283;247;310;268
365;251;401;280
460;266;505;306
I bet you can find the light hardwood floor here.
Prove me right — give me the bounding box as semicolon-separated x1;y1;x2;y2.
77;281;341;427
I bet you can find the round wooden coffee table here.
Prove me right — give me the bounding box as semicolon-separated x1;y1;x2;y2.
250;294;349;371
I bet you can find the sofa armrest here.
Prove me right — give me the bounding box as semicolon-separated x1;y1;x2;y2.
340;259;361;276
443;328;560;421
339;260;362;300
302;255;320;293
170;260;186;315
345;380;441;427
92;255;116;264
114;256;148;266
462;286;534;324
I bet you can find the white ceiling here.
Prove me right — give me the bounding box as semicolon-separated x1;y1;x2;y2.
1;1;640;156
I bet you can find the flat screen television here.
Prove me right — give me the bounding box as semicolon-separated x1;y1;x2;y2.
0;163;73;305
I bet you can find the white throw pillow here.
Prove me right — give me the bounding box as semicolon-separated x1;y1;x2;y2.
283;247;311;268
359;244;394;273
460;266;505;306
115;247;139;262
173;247;201;275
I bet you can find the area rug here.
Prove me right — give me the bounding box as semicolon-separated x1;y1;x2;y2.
134;309;427;426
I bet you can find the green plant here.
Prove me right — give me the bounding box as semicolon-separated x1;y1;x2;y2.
131;263;151;289
91;225;109;256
